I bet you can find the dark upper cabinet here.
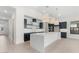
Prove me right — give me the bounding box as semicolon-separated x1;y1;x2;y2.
39;22;43;29
24;19;27;28
59;22;67;29
32;19;36;22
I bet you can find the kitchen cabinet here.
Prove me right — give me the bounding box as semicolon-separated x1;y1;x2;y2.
59;22;67;29
24;33;30;41
39;22;43;29
61;32;67;38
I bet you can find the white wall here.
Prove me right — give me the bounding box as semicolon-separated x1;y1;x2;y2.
14;7;24;44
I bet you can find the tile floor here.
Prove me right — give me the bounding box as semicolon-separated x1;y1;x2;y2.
1;35;79;53
8;41;39;53
0;35;39;53
45;38;79;53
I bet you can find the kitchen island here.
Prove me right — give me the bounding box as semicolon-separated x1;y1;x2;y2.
30;32;61;52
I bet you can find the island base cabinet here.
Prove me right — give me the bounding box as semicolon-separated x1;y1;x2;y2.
30;35;44;52
30;32;60;52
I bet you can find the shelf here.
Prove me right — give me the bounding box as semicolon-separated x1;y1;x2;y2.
27;24;32;25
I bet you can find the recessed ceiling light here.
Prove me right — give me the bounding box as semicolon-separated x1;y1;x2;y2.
2;17;7;19
56;8;58;11
4;10;8;13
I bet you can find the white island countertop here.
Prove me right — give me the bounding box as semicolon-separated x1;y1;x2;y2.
30;32;61;52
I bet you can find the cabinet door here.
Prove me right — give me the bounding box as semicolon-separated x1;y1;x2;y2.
39;22;43;29
61;32;67;38
24;19;27;28
59;22;67;29
26;17;32;24
24;33;30;42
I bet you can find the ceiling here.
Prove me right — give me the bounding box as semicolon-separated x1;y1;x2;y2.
0;6;15;20
0;6;79;20
26;6;57;17
26;6;79;18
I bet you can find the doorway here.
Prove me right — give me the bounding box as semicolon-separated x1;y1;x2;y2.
0;20;9;52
